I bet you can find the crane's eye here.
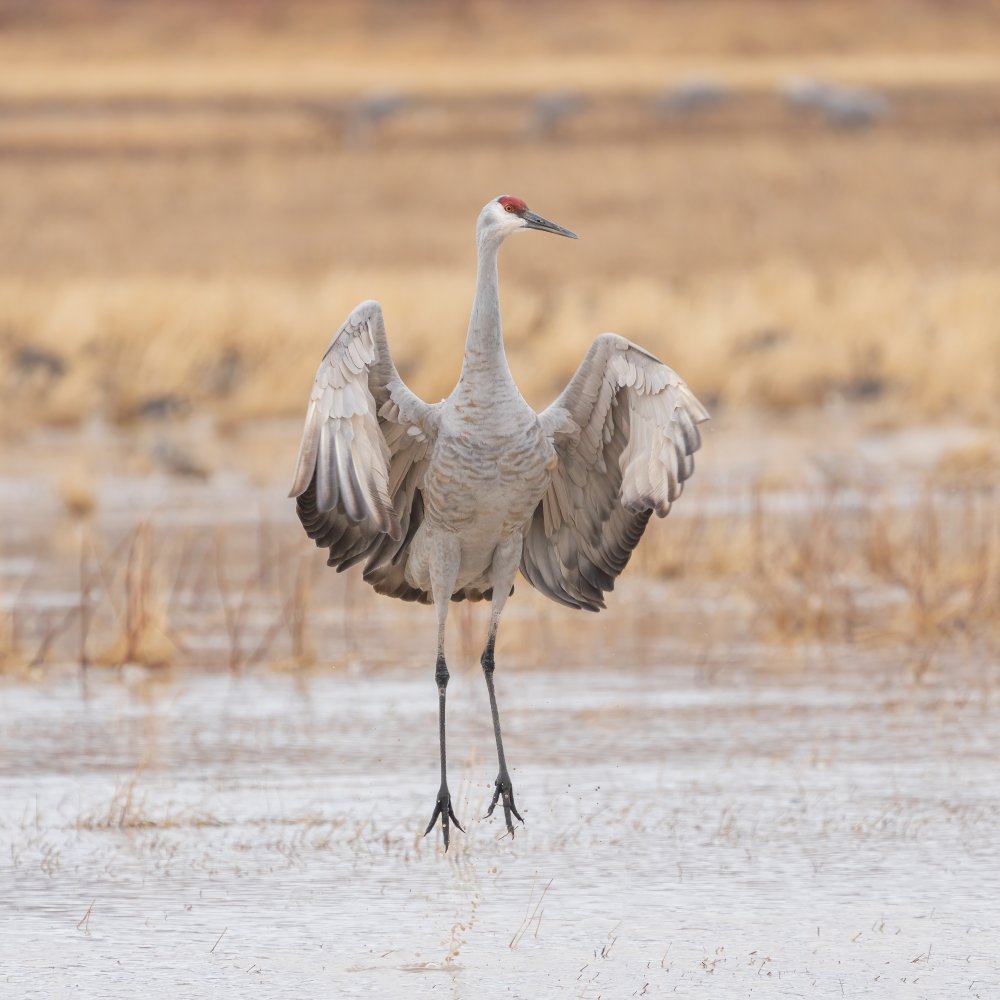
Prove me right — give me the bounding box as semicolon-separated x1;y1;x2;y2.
504;204;515;213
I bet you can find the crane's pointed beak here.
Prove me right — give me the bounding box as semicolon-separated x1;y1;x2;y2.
523;210;578;239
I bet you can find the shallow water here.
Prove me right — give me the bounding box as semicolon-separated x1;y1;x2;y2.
3;661;998;999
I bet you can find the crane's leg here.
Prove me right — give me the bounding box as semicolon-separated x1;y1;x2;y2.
424;535;464;851
482;535;524;837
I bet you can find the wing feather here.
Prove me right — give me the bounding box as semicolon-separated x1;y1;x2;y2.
522;333;708;611
291;301;440;595
315;421;338;513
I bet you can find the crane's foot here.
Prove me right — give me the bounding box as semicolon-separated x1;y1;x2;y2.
424;784;464;851
485;770;523;838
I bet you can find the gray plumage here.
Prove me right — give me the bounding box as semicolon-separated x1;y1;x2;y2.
290;195;709;848
780;77;890;128
654;77;730;117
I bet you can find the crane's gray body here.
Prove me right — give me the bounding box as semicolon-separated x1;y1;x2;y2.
407;392;554;600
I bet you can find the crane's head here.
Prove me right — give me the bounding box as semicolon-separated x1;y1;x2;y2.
479;195;578;242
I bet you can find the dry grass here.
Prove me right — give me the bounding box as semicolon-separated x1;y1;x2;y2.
94;523;177;669
618;443;1000;675
5;464;997;679
58;464;97;520
75;771;223;830
2;519;321;676
674;485;1000;670
2;262;999;435
7;1;1000;95
1;2;1000;434
927;441;1000;492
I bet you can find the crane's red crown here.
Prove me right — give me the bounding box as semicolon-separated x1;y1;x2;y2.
498;196;528;216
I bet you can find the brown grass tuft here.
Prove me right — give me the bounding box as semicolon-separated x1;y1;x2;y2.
634;475;1000;673
927;441;1000;493
58;465;97;520
95;523;177;669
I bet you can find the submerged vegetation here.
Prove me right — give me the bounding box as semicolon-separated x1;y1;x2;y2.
4;456;997;679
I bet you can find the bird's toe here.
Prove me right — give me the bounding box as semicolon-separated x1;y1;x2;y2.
485;772;523;837
424;786;464;851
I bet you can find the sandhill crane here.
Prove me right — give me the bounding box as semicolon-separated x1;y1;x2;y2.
289;195;709;849
654;77;731;118
780;77;890;128
528;90;589;138
344;89;409;145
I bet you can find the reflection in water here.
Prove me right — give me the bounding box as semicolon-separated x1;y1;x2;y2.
2;663;998;998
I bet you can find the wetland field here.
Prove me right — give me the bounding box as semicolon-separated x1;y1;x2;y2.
3;413;999;998
2;2;1000;997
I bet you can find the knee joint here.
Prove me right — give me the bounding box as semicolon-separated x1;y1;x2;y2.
480;647;495;675
435;654;449;692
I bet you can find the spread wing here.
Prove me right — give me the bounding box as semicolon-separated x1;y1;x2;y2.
289;300;438;601
521;333;709;611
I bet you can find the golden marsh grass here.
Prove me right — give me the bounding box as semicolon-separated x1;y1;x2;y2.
2;4;1000;433
4;261;999;434
5;460;997;679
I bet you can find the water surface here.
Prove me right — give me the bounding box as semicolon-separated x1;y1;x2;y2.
2;660;998;998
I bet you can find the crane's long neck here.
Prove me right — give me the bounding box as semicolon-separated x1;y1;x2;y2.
457;232;515;397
